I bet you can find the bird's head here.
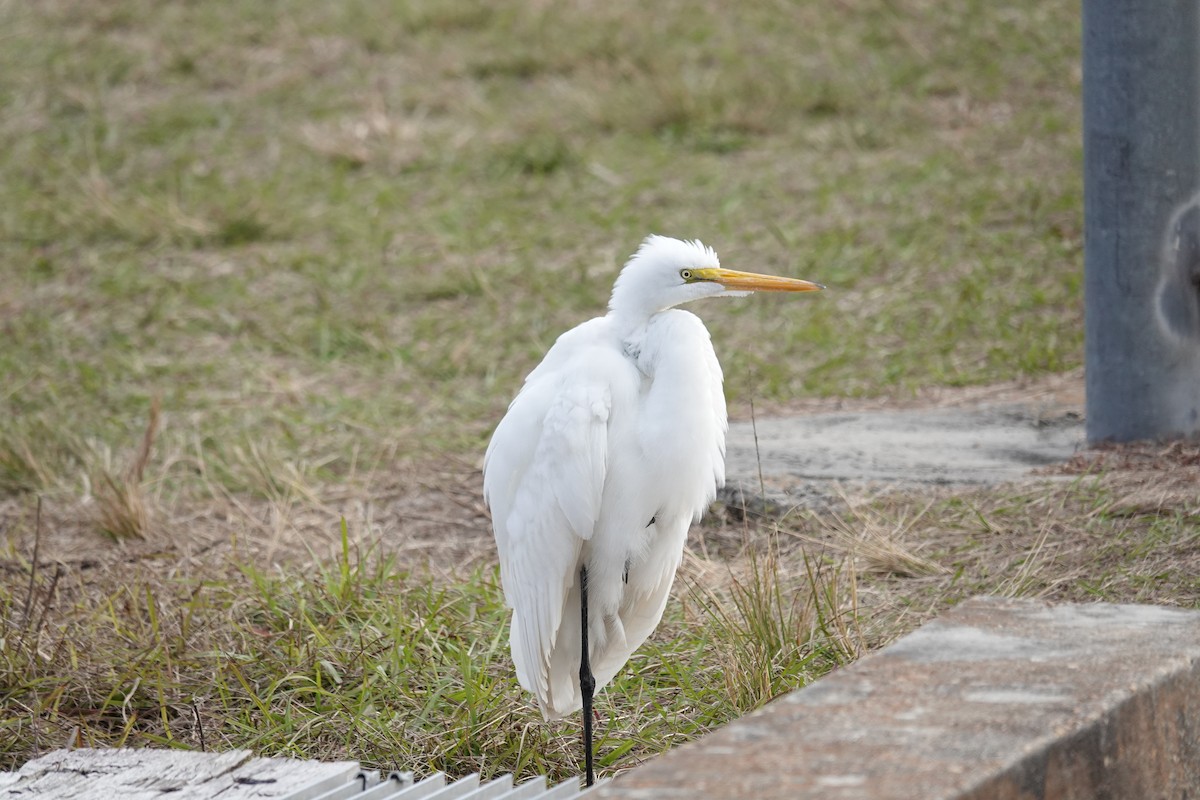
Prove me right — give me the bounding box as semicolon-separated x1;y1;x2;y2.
608;235;823;320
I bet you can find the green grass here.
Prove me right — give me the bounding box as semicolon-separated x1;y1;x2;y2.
0;0;1082;501
0;521;857;779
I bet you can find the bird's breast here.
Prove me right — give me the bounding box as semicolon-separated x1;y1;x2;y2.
626;315;727;520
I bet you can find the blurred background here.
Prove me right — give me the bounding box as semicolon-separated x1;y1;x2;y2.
0;0;1081;491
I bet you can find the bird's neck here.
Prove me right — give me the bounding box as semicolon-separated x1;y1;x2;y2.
609;306;672;362
609;306;658;344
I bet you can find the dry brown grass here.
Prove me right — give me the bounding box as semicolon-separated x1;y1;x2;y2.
0;460;492;575
790;496;950;578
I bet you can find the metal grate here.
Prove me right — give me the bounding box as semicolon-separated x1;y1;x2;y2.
282;770;605;800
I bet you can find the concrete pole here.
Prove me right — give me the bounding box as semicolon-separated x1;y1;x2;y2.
1083;0;1200;443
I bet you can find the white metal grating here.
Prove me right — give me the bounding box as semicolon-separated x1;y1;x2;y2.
281;770;605;800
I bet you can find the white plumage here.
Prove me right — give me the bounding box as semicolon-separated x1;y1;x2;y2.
483;235;822;723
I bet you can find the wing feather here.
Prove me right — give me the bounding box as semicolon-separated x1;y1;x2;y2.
484;334;626;716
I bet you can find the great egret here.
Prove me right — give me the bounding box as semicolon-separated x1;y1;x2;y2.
483;235;823;785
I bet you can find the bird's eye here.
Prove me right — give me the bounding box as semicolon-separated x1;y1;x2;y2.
680;269;693;281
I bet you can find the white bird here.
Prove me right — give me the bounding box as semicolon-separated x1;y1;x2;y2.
483;235;823;785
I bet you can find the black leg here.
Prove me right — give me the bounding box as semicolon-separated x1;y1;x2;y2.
579;564;596;787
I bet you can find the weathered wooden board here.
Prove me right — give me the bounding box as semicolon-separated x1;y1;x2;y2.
0;748;360;798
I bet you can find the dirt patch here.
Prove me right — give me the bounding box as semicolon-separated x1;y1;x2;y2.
725;371;1086;509
727;405;1083;494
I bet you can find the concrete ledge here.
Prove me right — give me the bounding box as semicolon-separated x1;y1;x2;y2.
597;597;1200;799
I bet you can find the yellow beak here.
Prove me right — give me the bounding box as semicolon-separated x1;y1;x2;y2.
694;267;825;293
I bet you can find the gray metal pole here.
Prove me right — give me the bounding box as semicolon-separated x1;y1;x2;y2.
1083;0;1200;443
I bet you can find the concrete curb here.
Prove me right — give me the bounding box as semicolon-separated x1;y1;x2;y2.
595;597;1200;799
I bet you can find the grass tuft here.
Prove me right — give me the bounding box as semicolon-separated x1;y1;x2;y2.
91;399;160;540
92;468;153;541
689;542;860;711
812;500;951;578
